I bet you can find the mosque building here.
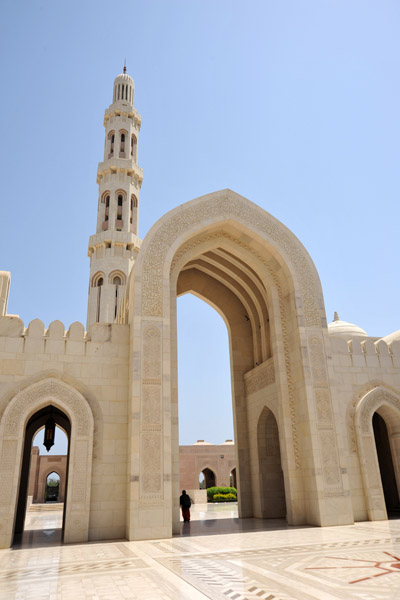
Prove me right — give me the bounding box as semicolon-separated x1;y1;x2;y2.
0;70;399;548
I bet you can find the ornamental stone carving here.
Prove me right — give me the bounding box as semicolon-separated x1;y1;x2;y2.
142;192;321;327
142;325;162;379
5;378;90;436
319;429;342;488
245;360;275;395
309;336;328;386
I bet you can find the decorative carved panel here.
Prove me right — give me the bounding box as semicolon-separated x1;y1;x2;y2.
142;193;321;327
245;360;275;395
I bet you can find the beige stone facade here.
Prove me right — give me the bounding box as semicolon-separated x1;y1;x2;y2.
179;440;236;493
0;71;400;548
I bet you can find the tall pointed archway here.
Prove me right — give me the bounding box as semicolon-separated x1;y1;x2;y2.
355;386;400;520
0;377;94;548
13;404;71;543
127;189;353;540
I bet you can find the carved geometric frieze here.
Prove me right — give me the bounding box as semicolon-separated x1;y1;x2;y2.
361;435;380;489
315;388;333;424
142;325;162;379
319;429;342;488
71;440;89;502
0;440;17;505
140;433;162;497
245;360;275;395
309;336;328;386
142;385;161;425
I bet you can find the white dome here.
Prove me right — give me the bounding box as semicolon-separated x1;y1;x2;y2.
328;312;368;339
114;72;134;86
381;330;400;344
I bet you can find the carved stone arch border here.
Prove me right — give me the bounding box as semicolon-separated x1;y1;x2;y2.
136;189;324;326
0;377;94;548
0;370;103;461
355;386;400;521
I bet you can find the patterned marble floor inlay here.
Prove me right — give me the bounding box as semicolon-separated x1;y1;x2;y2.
3;519;400;598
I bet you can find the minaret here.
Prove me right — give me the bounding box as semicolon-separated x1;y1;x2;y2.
87;67;143;327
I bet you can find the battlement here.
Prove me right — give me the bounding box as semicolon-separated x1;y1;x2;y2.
330;335;400;369
0;316;129;358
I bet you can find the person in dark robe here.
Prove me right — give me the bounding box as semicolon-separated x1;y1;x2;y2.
179;489;191;522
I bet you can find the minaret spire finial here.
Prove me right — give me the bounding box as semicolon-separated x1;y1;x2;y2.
123;58;126;74
333;311;340;322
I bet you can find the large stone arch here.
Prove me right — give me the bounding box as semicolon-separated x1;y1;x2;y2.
0;377;94;548
127;189;353;540
355;386;400;521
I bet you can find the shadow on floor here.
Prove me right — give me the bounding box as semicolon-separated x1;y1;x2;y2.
12;527;63;549
175;517;311;537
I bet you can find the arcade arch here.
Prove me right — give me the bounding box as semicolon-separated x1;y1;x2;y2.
129;190;352;540
45;471;60;502
0;377;94;548
355;386;400;521
200;467;216;489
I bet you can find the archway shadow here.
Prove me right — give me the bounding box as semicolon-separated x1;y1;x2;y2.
175;517;311;537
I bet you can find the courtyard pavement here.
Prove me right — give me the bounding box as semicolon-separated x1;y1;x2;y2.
2;503;400;599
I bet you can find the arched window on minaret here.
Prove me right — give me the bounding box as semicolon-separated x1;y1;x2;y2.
110;271;126;319
108;131;115;158
119;130;127;158
131;134;137;161
92;273;105;323
116;191;125;230
101;192;110;231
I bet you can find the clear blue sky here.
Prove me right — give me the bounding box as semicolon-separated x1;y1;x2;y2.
1;1;399;448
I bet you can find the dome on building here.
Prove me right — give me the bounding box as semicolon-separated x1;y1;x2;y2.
381;329;400;344
221;439;234;445
328;312;368;339
114;72;134;85
112;66;134;106
192;440;212;445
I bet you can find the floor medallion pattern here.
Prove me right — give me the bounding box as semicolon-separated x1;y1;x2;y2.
2;512;400;599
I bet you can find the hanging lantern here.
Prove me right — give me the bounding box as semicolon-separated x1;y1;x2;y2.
43;416;56;452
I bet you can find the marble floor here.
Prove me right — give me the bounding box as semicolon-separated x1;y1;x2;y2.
2;506;400;599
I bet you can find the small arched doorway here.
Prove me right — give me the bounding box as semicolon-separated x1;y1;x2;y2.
13;405;71;544
45;472;60;502
257;407;286;519
230;468;237;489
200;467;216;489
373;412;400;515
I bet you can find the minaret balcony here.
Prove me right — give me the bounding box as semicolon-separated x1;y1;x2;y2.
97;160;143;185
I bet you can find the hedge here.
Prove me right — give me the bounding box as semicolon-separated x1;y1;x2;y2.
206;486;237;501
213;493;237;502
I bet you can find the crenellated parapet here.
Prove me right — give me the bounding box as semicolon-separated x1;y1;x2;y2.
0;316;129;357
330;335;400;368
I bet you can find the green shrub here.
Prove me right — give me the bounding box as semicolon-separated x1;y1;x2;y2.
213;493;237;502
206;486;237;501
